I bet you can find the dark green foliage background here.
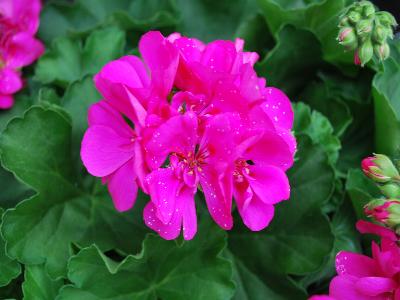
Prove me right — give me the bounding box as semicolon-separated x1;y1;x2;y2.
0;0;398;299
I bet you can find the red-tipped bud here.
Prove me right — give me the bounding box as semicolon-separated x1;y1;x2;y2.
365;199;400;228
361;154;399;183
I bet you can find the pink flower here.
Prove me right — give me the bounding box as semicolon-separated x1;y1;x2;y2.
309;221;400;300
81;100;144;212
144;112;240;239
81;31;296;240
0;0;44;109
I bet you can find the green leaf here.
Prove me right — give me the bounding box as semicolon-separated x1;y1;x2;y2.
293;102;341;165
175;0;258;42
57;218;234;300
35;27;125;87
39;0;178;44
61;76;100;162
0;209;21;287
256;25;323;96
229;251;306;300
229;136;335;279
300;76;353;137
373;40;400;156
346;169;380;220
22;264;63;300
301;199;361;293
257;0;355;71
0;106;148;279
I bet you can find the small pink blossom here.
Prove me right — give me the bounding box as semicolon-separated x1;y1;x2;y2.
81;31;296;239
0;0;44;109
309;221;400;300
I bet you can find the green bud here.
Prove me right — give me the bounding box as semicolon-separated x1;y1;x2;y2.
359;39;374;66
348;11;362;24
339;16;351;28
380;183;400;198
338;27;358;50
356;18;374;36
376;11;398;27
374;43;390;61
372;24;388;43
362;2;375;17
374;154;400;177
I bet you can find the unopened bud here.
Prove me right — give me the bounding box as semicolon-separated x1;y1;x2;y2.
365;199;400;228
338;27;358;49
356;18;373;36
372;24;388;43
362;2;375;17
358;39;374;66
376;11;398;27
348;11;362;24
374;43;390;61
380;183;400;198
361;154;399;182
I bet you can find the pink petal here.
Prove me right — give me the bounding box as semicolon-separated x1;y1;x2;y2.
145;113;198;169
0;94;14;109
5;32;44;68
199;166;233;230
145;168;180;224
81;125;135;177
172;36;204;63
355;277;397;296
0;67;22;94
139;31;179;98
330;275;379;300
356;220;399;242
143;201;182;240
143;185;196;240
200;112;241;163
105;159;138;212
335;251;378;277
94;56;149;122
308;295;336;300
201;40;237;74
246;165;290;204
234;185;275;231
262;87;294;130
181;187;197;240
88;101;133;136
242;130;294;170
0;0;41;34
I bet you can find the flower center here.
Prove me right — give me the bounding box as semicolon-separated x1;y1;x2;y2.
233;159;250;183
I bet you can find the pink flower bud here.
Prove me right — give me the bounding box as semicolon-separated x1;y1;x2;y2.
365;199;400;228
361;154;399;183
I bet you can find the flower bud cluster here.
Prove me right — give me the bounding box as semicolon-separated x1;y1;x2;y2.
338;1;397;66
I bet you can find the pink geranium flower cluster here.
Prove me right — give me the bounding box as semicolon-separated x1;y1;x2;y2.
310;221;400;300
0;0;44;109
81;31;296;240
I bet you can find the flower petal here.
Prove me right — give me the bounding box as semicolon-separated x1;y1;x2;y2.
0;67;22;94
105;159;138;212
246;165;290;204
262;87;294;130
200;166;233;230
330;275;379;300
355;277;397;296
145;168;180;224
0;94;14;109
81;125;135;177
145;112;198;169
5;32;44;68
139;31;179;98
335;251;378;277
